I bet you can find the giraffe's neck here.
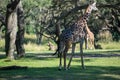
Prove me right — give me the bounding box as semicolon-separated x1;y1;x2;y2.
82;5;92;21
86;24;91;33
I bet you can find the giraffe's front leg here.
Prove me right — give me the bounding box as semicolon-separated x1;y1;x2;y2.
80;41;85;69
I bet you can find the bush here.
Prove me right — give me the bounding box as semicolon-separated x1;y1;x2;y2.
97;30;113;43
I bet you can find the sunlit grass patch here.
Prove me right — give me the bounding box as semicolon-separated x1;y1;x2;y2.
24;42;49;52
0;34;120;52
0;39;5;52
98;41;120;49
84;57;120;67
24;33;37;44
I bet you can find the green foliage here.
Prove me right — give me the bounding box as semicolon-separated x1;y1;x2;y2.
0;0;120;51
0;0;8;12
22;0;52;34
23;0;51;7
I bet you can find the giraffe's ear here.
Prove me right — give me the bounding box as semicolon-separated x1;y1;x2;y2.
91;1;98;11
92;2;96;6
89;0;94;4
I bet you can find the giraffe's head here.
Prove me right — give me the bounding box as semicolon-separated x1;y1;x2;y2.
85;1;98;14
90;2;98;11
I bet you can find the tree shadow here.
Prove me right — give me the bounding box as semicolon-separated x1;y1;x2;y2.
0;66;120;80
84;49;120;54
0;50;119;60
23;52;57;61
73;49;120;58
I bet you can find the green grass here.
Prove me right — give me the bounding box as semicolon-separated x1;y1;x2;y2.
24;42;49;51
0;51;120;80
0;34;120;80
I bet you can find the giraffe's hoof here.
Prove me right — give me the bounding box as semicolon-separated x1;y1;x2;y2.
58;68;62;71
67;67;70;70
64;68;68;71
82;67;86;69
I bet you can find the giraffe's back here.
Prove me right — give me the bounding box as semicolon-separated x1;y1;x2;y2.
60;22;85;43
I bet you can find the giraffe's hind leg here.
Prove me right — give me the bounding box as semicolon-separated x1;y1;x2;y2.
58;52;62;70
58;42;64;70
63;41;71;70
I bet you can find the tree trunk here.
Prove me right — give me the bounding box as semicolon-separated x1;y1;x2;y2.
0;27;2;40
15;0;25;57
5;0;20;60
38;33;43;45
36;31;43;45
35;25;43;45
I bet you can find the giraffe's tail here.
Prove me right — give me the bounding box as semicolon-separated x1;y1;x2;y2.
53;38;60;56
53;38;65;57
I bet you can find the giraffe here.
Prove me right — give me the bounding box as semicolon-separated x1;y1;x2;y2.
57;2;98;70
85;24;95;49
53;24;95;56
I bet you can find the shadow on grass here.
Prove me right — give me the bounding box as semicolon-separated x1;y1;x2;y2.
0;51;120;80
24;51;120;61
72;49;120;58
0;66;120;80
0;50;120;60
84;49;120;54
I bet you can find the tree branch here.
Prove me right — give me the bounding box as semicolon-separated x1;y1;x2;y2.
57;2;120;21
